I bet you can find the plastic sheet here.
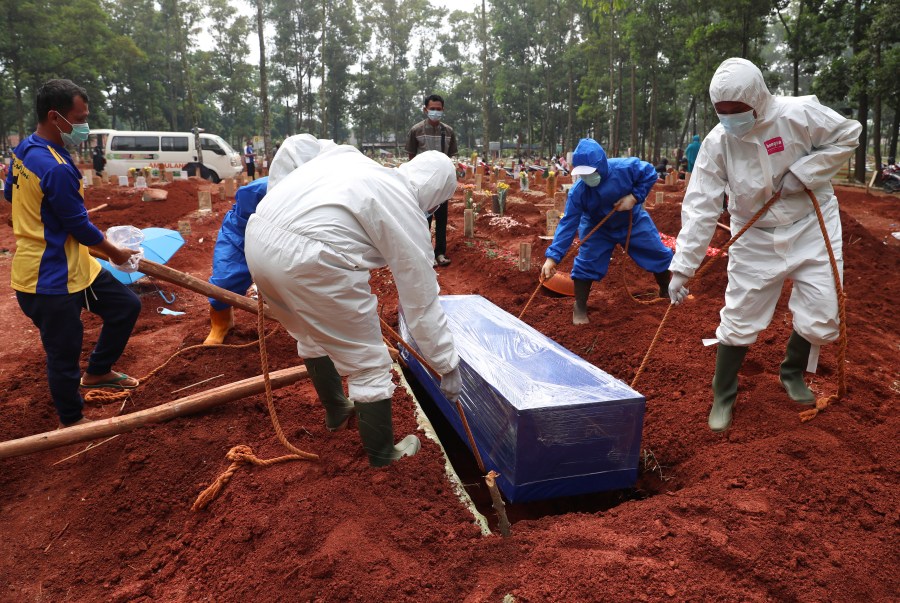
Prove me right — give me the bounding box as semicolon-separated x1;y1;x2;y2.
399;295;645;503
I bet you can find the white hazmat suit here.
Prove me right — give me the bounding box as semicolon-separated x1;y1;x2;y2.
245;148;460;404
670;58;861;348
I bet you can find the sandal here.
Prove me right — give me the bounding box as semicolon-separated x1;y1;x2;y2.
80;372;139;390
435;254;452;267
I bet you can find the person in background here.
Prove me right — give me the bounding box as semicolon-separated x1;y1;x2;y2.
542;138;673;325
406;93;458;267
245;149;462;467
654;157;669;178
684;134;701;173
244;139;256;180
204;134;335;345
668;57;861;432
91;140;106;178
5;79;142;428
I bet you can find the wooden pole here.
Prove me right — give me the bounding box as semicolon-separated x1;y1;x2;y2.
90;251;274;318
518;242;531;271
0;366;309;459
464;209;475;238
86;203;108;214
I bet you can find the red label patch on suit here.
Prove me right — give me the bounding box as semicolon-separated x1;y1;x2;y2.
765;137;785;155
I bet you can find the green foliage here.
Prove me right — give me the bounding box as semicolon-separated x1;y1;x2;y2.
0;0;893;164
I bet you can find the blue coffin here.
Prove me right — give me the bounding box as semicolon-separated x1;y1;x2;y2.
399;295;645;503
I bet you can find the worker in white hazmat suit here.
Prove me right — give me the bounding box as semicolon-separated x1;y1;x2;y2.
668;57;860;432
245;148;462;467
204;134;335;345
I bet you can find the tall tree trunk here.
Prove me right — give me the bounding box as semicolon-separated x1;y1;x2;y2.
256;0;272;167
14;72;25;139
888;106;899;160
481;0;490;160
852;0;867;182
649;70;658;162
320;0;327;138
173;0;198;132
630;64;636;155
566;61;573;156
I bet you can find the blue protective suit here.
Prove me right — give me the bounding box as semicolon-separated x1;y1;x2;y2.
546;139;672;281
208;177;268;309
685;134;701;172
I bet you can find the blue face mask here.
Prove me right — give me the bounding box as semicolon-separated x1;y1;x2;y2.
56;112;90;146
581;172;602;187
716;110;756;138
427;110;443;122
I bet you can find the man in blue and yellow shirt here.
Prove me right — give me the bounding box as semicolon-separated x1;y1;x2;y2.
5;79;142;428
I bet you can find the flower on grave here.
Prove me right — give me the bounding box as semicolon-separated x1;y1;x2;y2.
519;171;529;190
465;188;473;209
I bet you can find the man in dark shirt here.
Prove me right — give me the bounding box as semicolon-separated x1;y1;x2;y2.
406;94;458;267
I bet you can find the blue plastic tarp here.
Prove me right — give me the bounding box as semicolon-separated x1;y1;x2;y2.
97;227;184;284
399;295;645;503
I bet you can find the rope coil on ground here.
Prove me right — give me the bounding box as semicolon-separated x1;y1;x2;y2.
191;293;318;511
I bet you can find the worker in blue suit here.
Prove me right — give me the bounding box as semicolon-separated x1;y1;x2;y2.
203;177;268;344
541;138;673;325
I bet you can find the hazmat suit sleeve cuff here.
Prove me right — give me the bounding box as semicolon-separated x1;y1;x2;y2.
667;260;696;279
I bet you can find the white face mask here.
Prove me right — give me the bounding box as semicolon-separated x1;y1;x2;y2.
581;172;601;187
427;109;443;122
717;110;756;137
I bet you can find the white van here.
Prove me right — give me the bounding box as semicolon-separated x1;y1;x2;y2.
104;130;243;182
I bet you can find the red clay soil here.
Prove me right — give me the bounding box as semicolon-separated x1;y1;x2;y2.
0;176;897;602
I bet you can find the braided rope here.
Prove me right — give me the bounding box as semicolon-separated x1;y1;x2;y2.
619;211;667;305
631;193;782;390
379;316;487;473
799;189;847;422
191;294;318;511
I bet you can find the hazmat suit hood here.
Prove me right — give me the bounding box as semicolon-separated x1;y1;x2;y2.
571;138;609;179
709;58;773;121
692;134;700;143
268;134;337;191
397;150;457;214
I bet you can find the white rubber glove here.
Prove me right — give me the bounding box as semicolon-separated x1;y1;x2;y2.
668;272;690;305
541;258;557;281
440;366;462;402
780;171;805;196
615;193;637;211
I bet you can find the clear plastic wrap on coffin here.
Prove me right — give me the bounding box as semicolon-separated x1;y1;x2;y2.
398;294;645;503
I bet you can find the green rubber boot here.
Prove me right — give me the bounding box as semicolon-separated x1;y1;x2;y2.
304;356;355;431
779;331;816;404
573;278;593;325
355;398;421;467
653;270;671;298
709;344;749;432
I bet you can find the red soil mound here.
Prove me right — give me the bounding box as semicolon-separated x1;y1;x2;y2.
0;178;897;601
